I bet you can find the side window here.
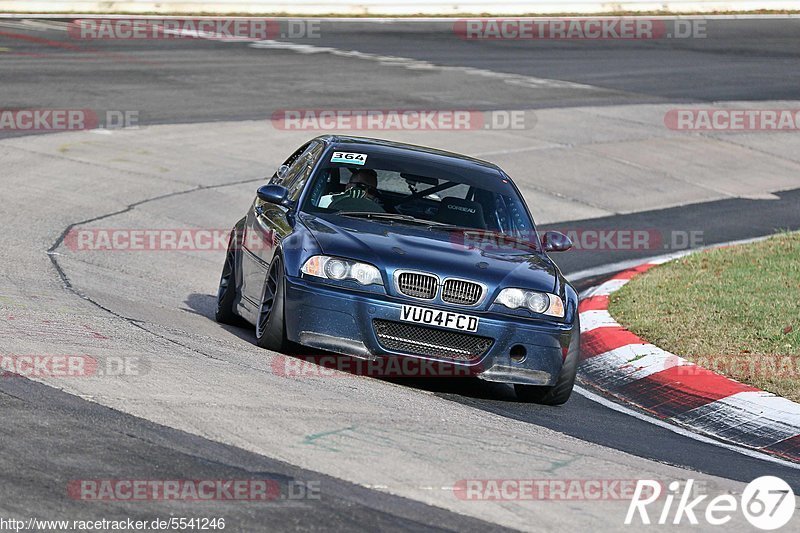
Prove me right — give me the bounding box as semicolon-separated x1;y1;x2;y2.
285;142;324;202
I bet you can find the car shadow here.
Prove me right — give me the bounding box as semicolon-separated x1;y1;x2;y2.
385;376;517;401
281;350;520;402
183;292;255;343
182;293;216;319
184;292;520;402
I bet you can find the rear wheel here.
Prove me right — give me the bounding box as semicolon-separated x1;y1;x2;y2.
255;256;291;353
215;230;240;325
515;316;580;405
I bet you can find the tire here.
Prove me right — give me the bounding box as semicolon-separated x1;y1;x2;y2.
215;229;241;325
255;255;291;353
514;316;580;405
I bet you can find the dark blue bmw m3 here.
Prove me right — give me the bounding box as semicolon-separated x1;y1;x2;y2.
215;135;580;404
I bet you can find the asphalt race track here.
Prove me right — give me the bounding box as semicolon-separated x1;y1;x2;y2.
1;16;800;532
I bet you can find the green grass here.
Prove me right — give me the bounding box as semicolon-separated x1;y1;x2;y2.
609;231;800;401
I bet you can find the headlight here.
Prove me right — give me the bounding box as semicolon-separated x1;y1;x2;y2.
495;288;565;318
301;256;383;286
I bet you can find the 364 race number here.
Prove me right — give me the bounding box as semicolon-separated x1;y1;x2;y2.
331;151;367;165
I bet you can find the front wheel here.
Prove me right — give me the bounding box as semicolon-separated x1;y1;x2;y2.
515;316;580;405
255;256;291;353
215;229;240;325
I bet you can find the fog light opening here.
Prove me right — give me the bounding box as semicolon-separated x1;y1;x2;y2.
510;345;527;363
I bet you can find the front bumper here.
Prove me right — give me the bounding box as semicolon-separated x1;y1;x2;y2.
283;276;574;386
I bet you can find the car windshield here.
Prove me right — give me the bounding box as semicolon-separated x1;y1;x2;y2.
301;148;536;241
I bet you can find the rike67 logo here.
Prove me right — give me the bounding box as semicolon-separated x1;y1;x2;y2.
626;477;795;530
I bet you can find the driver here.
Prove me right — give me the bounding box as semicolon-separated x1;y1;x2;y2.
323;169;385;212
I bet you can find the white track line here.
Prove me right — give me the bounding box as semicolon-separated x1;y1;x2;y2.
573;234;799;468
0;19;72;31
574;385;800;470
248;39;599;90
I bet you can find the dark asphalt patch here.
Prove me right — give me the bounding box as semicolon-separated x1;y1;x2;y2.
0;375;511;532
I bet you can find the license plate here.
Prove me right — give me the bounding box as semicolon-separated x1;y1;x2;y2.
400;305;479;332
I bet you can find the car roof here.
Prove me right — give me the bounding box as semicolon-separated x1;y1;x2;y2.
313;135;503;174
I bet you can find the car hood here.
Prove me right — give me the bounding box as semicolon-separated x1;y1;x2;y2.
300;214;558;294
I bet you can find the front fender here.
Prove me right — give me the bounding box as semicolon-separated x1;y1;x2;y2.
280;220;323;277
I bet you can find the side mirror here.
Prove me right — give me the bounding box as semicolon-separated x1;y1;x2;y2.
257;184;290;206
542;231;572;252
